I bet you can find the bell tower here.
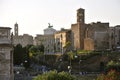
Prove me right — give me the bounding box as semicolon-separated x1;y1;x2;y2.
77;8;85;24
14;22;18;36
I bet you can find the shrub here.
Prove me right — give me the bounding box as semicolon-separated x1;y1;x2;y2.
97;74;105;80
105;60;120;72
33;70;78;80
97;70;120;80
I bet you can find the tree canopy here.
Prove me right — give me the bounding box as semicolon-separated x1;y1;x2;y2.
29;44;44;57
33;70;78;80
13;44;32;68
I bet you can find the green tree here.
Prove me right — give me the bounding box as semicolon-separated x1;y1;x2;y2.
29;44;44;64
22;45;33;68
37;44;44;53
105;60;120;72
29;44;44;57
67;51;74;60
63;41;71;53
13;44;32;68
29;46;38;56
33;70;78;80
13;44;24;65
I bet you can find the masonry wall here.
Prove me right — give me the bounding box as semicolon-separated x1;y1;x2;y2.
71;24;80;49
84;38;94;50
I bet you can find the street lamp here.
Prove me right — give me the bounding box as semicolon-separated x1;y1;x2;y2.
68;50;78;74
75;55;78;58
25;60;28;63
68;60;71;74
16;71;20;74
79;60;82;75
24;60;28;69
58;58;62;72
68;50;73;74
68;65;72;74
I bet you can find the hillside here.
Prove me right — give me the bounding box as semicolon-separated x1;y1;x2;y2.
38;51;120;73
72;51;120;72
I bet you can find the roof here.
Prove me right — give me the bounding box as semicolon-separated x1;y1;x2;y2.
0;27;11;29
44;27;56;31
55;29;71;34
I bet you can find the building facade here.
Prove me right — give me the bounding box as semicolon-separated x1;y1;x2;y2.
34;34;55;54
12;8;120;53
109;25;120;50
34;25;56;54
13;23;33;47
84;22;109;50
71;8;86;50
54;28;72;54
71;8;109;50
44;23;56;35
0;27;13;80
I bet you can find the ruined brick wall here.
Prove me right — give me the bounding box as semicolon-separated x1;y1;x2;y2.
84;38;94;50
71;23;80;49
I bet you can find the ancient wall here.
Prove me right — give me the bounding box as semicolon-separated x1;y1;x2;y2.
0;27;13;80
84;38;94;50
71;24;80;49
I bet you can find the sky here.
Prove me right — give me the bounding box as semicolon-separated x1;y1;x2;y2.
0;0;120;36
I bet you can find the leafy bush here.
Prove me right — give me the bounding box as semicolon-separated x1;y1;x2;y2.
97;70;120;80
96;74;105;80
33;70;78;80
105;60;120;72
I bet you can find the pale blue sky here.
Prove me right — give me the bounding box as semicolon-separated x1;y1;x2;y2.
0;0;120;36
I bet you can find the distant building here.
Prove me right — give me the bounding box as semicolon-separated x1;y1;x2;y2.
13;34;33;47
13;8;120;52
84;22;109;50
54;28;72;54
109;27;115;50
71;8;86;50
109;25;120;50
13;23;33;47
114;25;120;48
43;24;56;54
71;8;109;50
43;35;55;54
34;34;43;46
0;27;13;80
34;34;55;54
34;24;56;54
44;23;56;35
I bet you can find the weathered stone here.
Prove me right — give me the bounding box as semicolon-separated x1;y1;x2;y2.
0;27;13;80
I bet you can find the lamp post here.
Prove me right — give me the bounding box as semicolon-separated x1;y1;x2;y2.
79;60;82;74
68;55;71;74
24;60;28;69
68;65;72;74
67;49;78;74
58;58;62;72
68;51;72;74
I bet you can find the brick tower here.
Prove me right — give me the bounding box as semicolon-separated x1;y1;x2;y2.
71;8;86;50
77;8;85;24
14;22;18;36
